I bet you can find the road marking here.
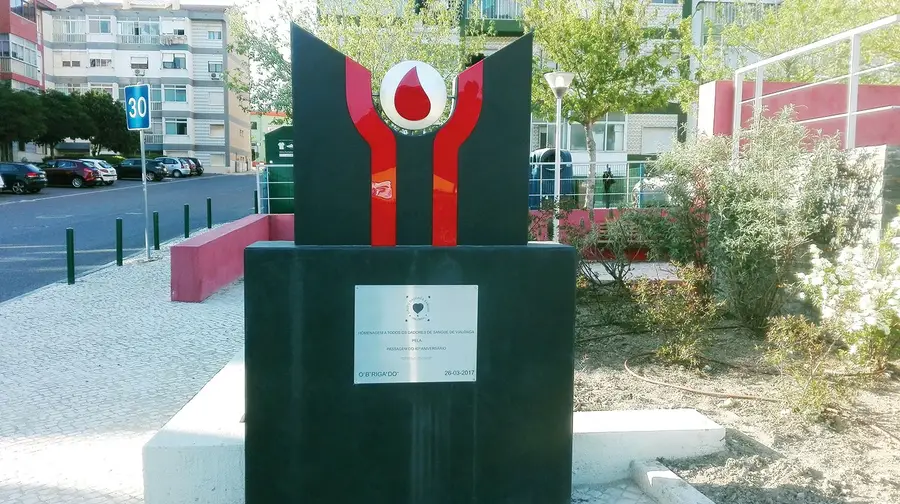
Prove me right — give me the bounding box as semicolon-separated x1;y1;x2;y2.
0;244;59;249
0;174;249;207
35;215;74;219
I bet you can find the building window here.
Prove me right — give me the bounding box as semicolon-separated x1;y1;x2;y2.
173;28;186;36
118;19;161;44
210;124;225;137
251;121;258;130
87;15;112;34
567;113;627;152
208;61;223;73
89;83;114;96
162;52;186;69
165;118;188;135
130;56;149;70
10;0;36;23
208;30;222;40
90;57;113;68
163;85;187;102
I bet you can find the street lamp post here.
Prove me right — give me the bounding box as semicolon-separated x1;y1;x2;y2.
543;71;575;243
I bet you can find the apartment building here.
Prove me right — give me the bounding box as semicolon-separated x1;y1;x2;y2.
42;0;251;172
1;0;56;161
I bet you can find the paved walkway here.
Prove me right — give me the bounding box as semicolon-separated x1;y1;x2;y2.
0;237;244;504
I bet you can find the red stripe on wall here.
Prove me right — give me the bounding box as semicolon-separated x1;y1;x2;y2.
345;58;398;247
432;62;484;246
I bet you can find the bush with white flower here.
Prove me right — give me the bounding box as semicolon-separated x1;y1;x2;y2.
797;217;900;370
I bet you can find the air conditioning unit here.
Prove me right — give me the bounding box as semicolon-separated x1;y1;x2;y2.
210;72;220;80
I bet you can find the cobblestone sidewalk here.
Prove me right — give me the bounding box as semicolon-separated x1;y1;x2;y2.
0;242;244;504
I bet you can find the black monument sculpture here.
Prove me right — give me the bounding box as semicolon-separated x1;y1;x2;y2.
244;25;577;503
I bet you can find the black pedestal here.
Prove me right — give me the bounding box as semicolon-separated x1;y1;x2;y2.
244;242;577;504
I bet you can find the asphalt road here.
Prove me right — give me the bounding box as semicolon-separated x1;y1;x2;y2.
0;173;258;303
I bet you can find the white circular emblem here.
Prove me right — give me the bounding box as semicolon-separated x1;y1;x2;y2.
379;61;447;131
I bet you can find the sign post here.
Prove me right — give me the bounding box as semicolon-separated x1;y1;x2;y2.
124;84;152;260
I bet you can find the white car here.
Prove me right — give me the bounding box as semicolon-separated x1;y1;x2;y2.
154;157;191;178
81;159;118;186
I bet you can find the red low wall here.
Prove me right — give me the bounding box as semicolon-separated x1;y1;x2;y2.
170;214;271;302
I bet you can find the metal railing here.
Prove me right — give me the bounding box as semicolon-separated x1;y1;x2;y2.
733;14;900;156
53;32;87;43
470;0;527;20
144;134;163;144
116;34;160;45
255;162;665;215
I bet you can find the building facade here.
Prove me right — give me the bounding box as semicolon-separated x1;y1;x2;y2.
41;0;252;172
1;0;56;162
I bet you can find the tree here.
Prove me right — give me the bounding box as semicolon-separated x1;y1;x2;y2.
74;91;138;156
525;0;680;209
691;0;900;85
0;83;45;161
227;0;490;119
36;90;92;157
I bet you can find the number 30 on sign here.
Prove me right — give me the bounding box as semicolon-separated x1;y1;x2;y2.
124;84;151;131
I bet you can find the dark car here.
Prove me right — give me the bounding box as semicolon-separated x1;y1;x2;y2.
116;158;168;181
177;157;198;176
0;162;48;194
42;159;103;188
186;157;204;175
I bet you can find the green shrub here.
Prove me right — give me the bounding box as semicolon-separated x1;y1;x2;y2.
630;263;720;367
644;108;879;331
765;315;851;416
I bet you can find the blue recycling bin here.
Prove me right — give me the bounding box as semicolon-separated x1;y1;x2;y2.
529;148;574;210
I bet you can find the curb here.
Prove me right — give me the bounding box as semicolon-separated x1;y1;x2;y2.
630;460;716;504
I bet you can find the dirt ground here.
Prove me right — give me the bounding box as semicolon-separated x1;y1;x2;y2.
573;282;900;504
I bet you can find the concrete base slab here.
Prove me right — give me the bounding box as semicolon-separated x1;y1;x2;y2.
142;351;725;504
573;409;725;486
631;460;716;504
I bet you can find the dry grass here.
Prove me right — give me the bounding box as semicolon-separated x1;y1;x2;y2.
573;282;900;504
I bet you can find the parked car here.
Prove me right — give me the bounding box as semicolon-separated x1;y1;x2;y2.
41;159;102;188
186;157;204;175
116;158;168;181
80;159;118;186
155;157;191;178
178;157;199;176
0;162;47;194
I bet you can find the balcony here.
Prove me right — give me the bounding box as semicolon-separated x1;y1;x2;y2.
144;133;164;144
467;0;527;35
54;32;87;43
0;58;40;81
117;34;161;45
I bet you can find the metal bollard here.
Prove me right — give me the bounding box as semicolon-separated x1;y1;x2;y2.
184;204;190;238
153;211;160;250
115;218;123;266
66;228;75;285
254;190;259;214
207;197;212;229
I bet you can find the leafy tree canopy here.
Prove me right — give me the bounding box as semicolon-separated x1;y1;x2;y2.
227;0;490;119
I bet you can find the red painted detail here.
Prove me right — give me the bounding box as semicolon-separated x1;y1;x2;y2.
345;58;398;246
395;67;431;121
432;61;484;246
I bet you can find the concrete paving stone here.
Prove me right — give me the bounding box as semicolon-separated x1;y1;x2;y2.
571;480;659;504
0;234;244;504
